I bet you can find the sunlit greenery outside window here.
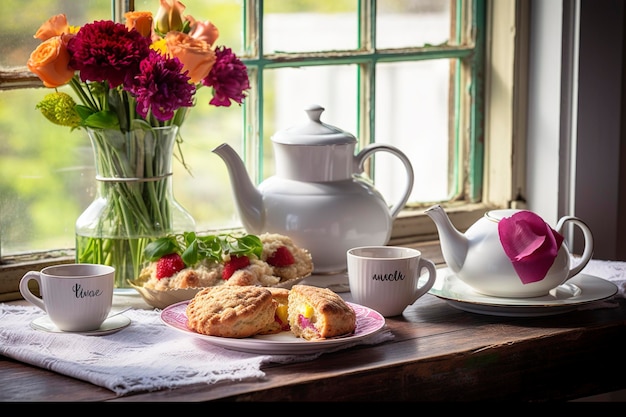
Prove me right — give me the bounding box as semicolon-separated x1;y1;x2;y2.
0;0;486;263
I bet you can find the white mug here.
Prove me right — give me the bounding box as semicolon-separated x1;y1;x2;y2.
19;263;115;332
347;246;437;317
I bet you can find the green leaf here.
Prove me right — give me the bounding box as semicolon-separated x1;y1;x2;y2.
84;110;120;129
75;104;95;120
144;232;264;267
182;239;199;265
144;236;180;261
183;231;197;246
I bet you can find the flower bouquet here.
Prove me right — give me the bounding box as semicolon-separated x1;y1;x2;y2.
27;0;250;287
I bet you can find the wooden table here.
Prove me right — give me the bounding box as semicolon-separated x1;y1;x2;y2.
2;283;626;402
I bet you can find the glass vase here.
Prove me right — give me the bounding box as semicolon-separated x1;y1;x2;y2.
75;125;195;289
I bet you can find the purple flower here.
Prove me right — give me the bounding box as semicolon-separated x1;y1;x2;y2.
126;50;195;121
67;20;151;88
202;46;250;107
498;211;564;284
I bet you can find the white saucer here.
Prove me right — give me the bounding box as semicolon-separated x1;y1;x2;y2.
428;269;618;317
30;314;131;336
301;272;350;293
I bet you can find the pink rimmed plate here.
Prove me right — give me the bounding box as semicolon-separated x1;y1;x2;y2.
161;300;385;354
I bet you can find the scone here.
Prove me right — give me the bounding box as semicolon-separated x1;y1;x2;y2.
223;258;280;287
288;285;356;341
260;233;314;282
186;286;277;338
139;232;315;291
257;287;291;335
141;261;223;291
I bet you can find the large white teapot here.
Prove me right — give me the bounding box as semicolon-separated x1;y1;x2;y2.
213;105;414;274
425;204;594;298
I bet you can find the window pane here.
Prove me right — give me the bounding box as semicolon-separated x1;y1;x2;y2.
174;86;244;231
264;0;358;53
0;0;245;256
0;86;242;256
376;0;452;49
1;87;83;254
375;60;452;204
0;0;110;69
262;65;358;179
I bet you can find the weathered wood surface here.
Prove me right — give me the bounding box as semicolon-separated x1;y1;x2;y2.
2;293;625;402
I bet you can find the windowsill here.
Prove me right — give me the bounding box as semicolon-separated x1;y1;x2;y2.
0;202;495;301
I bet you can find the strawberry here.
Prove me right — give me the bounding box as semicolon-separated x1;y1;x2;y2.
155;253;186;279
266;245;295;267
222;255;250;280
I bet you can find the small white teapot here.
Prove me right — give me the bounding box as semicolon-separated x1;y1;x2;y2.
213;105;415;274
425;205;594;298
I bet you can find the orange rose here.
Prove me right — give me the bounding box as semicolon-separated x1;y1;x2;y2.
34;14;70;41
125;11;153;38
165;31;216;83
187;16;220;47
155;0;186;33
27;35;74;88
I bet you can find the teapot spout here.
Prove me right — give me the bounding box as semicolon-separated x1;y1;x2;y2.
424;204;468;273
212;143;264;234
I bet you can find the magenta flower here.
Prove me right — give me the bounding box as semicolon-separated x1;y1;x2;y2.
498;211;564;284
202;46;250;107
126;50;195;121
32;12;249;131
67;20;151;88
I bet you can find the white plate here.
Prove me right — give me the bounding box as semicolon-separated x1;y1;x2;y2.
428;269;618;317
30;314;131;336
161;300;385;354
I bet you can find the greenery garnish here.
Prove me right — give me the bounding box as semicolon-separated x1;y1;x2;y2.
144;232;263;267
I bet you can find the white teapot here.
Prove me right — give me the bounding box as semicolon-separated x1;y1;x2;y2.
213;105;415;274
425;204;594;298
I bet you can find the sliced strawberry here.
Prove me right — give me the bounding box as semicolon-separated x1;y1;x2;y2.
267;245;295;267
155;253;186;279
222;255;250;280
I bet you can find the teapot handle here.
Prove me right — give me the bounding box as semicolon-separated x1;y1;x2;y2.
355;144;414;219
555;216;594;279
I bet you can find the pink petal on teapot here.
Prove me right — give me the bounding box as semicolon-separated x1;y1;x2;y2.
498;211;564;284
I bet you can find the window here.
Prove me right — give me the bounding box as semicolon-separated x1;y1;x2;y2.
0;1;523;285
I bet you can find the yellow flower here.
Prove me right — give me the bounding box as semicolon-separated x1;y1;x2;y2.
151;38;168;55
36;92;81;127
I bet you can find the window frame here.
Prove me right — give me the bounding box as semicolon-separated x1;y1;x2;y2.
0;0;527;299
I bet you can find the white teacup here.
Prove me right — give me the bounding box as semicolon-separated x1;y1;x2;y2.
347;246;437;317
19;264;115;332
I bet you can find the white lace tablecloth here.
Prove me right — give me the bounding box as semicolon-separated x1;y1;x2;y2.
580;258;626;298
0;303;393;396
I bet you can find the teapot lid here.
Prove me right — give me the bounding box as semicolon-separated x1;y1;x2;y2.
485;209;523;222
271;104;357;145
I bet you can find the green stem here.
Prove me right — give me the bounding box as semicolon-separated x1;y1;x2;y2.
76;125;185;287
70;76;99;110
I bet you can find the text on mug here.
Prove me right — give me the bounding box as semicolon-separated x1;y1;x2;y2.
372;271;405;281
72;283;103;298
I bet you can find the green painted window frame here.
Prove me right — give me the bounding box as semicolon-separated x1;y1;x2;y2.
2;0;525;300
238;0;486;202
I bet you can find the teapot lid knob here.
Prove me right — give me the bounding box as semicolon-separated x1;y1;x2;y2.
304;104;325;123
